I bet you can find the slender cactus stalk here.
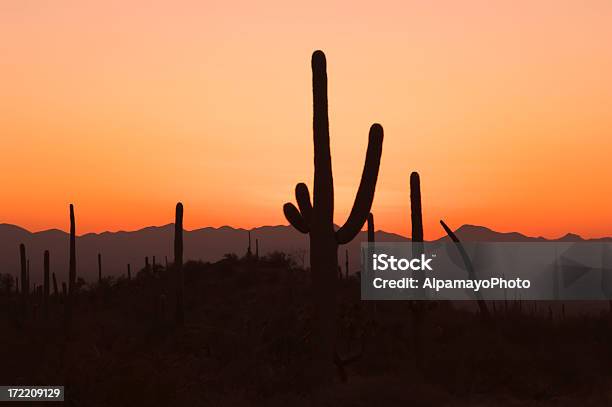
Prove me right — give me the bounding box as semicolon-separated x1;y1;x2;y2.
44;250;50;319
410;172;427;299
19;244;27;319
98;253;102;284
26;259;30;295
65;204;77;333
367;213;375;243
174;202;184;325
283;51;383;376
127;264;131;281
440;220;491;321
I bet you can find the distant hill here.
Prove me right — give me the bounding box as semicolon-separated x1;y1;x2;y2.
0;222;607;285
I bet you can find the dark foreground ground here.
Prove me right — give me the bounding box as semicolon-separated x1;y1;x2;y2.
2;254;612;406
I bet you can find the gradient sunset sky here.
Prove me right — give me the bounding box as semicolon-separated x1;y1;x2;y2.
1;0;611;239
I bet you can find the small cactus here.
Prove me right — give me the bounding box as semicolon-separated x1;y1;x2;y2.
246;231;252;258
127;264;131;281
65;204;77;333
44;250;50;319
52;272;58;297
19;243;27;318
174;202;184;325
98;253;102;284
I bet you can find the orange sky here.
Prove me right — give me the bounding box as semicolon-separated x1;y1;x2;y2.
1;0;612;239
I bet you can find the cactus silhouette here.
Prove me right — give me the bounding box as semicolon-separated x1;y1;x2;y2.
246;231;252;258
410;172;427;299
255;238;259;260
52;272;58;297
19;243;27;318
408;172;432;368
44;250;49;319
145;256;150;273
26;259;30;295
174;202;184;325
65;204;76;333
440;220;490;321
283;50;383;374
127;264;131;281
153;256;156;271
98;253;102;284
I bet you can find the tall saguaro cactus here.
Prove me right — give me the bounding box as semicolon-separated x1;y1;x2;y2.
174;202;184;325
283;50;384;372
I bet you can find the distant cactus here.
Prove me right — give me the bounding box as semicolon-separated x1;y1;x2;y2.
44;250;49;319
153;256;156;271
66;204;77;333
52;272;58;297
410;172;427;299
283;51;383;373
255;238;259;260
409;172;430;368
440;220;490;321
174;202;184;325
98;253;102;284
62;282;67;298
19;243;27;318
246;231;252;258
127;264;131;281
145;256;150;273
26;259;30;295
68;204;76;294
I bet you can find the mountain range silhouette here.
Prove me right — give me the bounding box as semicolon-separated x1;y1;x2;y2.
1;222;609;285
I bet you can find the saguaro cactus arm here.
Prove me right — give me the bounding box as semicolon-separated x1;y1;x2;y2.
283;203;309;233
335;124;384;244
295;183;313;225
